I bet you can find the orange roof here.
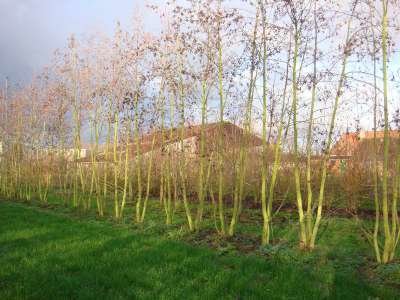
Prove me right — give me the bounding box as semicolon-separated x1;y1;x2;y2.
359;130;400;139
331;130;400;157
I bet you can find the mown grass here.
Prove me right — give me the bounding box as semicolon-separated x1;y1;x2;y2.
0;200;399;299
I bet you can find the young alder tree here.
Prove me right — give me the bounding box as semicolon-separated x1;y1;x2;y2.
286;0;360;249
369;0;400;263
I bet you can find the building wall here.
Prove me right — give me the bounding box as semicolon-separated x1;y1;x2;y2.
64;148;89;161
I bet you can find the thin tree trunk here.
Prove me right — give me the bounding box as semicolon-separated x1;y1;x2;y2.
291;26;307;248
134;93;143;223
310;6;356;248
305;2;318;243
262;34;291;245
217;17;226;236
369;0;381;262
381;0;392;263
113;111;120;219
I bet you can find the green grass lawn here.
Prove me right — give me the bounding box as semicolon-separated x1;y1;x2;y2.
0;200;399;299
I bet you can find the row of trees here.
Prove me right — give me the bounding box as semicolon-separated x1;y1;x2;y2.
0;0;399;263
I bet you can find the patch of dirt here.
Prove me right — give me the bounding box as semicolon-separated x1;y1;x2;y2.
185;227;260;254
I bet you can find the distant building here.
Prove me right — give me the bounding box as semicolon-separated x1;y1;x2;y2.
92;122;263;163
138;122;262;157
330;130;400;172
64;148;90;161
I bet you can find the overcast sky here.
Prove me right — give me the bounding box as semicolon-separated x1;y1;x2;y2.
0;0;161;84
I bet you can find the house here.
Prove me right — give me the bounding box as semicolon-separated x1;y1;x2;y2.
92;122;263;163
63;148;90;161
329;130;400;172
127;121;263;160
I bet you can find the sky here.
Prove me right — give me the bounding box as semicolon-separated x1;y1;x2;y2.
0;0;398;137
0;0;160;84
